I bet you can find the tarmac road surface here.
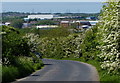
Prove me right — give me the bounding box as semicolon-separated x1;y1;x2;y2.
15;59;99;82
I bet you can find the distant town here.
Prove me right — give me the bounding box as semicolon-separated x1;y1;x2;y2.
1;12;99;32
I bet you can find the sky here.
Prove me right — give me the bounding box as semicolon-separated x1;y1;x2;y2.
2;0;106;2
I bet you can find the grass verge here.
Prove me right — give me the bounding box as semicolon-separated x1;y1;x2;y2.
2;57;44;83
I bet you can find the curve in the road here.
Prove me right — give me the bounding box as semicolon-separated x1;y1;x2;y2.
15;59;99;82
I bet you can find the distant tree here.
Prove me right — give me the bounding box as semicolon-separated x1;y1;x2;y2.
34;20;56;25
11;19;24;28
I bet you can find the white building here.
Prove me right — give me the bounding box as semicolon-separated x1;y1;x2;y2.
5;22;11;26
28;15;54;20
36;25;58;29
22;23;31;28
60;21;69;23
89;21;99;26
0;22;11;26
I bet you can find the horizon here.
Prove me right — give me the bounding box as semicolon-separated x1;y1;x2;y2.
1;11;102;14
2;2;103;13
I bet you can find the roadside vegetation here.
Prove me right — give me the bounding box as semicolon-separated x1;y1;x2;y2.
10;19;24;28
1;0;120;83
1;26;43;83
19;27;71;38
34;1;119;82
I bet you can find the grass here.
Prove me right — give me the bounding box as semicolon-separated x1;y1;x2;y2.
2;66;19;82
2;57;44;83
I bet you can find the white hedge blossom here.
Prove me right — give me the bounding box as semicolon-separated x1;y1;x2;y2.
39;34;83;58
97;0;120;74
23;33;40;52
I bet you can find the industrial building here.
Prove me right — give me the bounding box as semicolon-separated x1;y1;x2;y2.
60;20;98;29
27;15;54;20
60;21;70;28
89;21;98;26
36;25;58;29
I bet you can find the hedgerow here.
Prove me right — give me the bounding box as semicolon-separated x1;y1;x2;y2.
96;0;120;74
1;26;43;83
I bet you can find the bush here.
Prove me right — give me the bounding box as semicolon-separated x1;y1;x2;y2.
2;26;31;65
96;1;120;74
37;27;71;38
39;34;83;59
80;26;101;61
10;19;24;28
19;27;71;38
2;26;44;82
2;66;19;83
33;20;57;25
2;56;43;83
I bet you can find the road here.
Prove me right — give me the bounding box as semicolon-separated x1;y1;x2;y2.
16;59;99;82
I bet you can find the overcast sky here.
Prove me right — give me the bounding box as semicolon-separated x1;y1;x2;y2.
2;0;106;2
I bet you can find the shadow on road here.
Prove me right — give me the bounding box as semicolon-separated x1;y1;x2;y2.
30;75;40;76
44;64;52;66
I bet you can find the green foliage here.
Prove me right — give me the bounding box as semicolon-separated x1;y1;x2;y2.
79;0;120;75
18;28;37;35
70;22;79;29
16;57;34;77
19;27;71;38
74;1;120;81
39;34;83;59
33;20;58;25
2;26;30;65
80;26;101;61
2;26;43;82
10;19;24;28
2;56;43;83
23;33;40;52
3;34;30;56
2;15;24;23
96;0;120;74
38;27;70;38
2;66;19;83
1;25;19;34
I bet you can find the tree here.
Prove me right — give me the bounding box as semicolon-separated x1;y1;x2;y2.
97;0;120;74
34;20;56;25
11;19;24;28
2;26;30;65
